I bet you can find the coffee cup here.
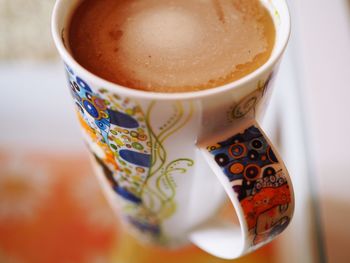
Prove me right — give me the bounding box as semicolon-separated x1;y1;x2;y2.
52;0;294;259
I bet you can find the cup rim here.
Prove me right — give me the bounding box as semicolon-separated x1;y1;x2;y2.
52;0;291;101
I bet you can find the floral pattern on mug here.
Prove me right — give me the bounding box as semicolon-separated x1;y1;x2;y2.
65;65;194;242
207;125;292;246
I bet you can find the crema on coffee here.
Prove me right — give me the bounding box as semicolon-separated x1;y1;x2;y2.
69;0;275;93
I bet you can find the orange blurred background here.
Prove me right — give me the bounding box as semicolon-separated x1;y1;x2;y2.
0;150;276;263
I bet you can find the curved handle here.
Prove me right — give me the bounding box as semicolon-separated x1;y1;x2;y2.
190;121;294;259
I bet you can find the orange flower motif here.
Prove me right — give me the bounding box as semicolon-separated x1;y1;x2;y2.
77;112;119;171
77;113;98;141
241;184;291;230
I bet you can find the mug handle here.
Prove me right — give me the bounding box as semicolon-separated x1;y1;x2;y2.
189;120;294;259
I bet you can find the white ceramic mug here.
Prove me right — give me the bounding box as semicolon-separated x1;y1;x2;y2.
52;0;294;259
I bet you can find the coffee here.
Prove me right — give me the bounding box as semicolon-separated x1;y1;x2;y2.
69;0;275;93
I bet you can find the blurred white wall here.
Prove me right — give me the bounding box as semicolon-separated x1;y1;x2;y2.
290;0;350;262
0;0;84;153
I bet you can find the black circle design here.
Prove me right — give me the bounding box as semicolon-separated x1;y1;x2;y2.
263;167;276;177
244;164;261;180
251;139;263;149
248;150;259;161
215;153;229;167
229;143;247;159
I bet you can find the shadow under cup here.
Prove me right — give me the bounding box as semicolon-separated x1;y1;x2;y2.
52;0;292;260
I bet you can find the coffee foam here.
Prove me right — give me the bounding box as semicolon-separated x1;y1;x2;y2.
70;0;274;92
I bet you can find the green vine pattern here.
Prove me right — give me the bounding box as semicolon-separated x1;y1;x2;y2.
142;101;194;221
